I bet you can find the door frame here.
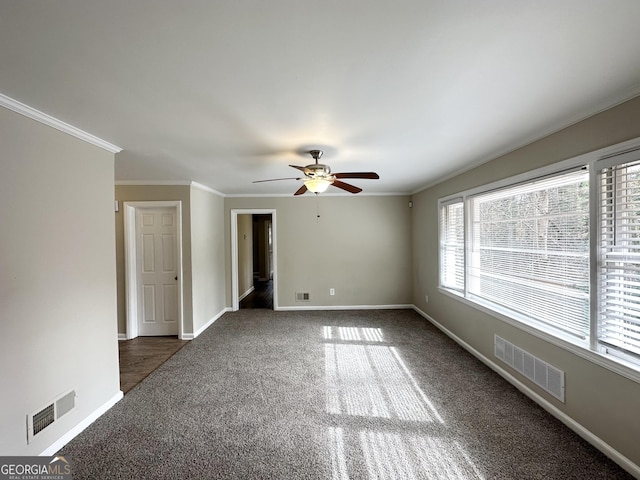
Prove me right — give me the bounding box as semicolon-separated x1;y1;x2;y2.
123;201;184;339
231;209;277;311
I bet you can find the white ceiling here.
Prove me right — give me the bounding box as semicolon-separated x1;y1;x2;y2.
2;1;640;196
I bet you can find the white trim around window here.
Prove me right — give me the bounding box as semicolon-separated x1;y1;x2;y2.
438;136;640;384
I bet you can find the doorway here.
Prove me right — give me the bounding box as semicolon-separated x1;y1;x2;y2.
231;209;277;311
241;214;273;309
123;201;184;339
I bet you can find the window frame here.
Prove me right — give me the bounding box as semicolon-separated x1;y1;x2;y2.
438;137;640;383
595;149;640;362
438;197;465;293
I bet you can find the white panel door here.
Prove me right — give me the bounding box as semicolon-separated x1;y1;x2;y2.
136;207;178;336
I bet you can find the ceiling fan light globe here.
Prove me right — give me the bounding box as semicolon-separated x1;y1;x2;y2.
304;178;332;193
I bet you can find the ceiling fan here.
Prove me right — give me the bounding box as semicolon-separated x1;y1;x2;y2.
253;149;379;195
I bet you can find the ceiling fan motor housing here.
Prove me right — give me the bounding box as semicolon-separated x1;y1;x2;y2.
306;164;332;177
306;150;332;178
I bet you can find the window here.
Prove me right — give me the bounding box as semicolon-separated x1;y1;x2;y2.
438;143;640;375
468;170;590;340
598;151;640;360
440;200;464;292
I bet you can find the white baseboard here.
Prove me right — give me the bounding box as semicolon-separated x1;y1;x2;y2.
117;333;127;341
40;390;124;456
276;304;413;311
238;286;255;302
412;306;640;479
185;308;231;340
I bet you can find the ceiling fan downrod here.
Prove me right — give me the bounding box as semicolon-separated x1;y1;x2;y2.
309;149;323;163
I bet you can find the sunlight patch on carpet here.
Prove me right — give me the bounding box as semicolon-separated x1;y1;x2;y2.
324;325;484;479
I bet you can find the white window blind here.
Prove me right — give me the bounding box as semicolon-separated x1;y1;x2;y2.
598;153;640;358
440;200;464;292
468;169;590;339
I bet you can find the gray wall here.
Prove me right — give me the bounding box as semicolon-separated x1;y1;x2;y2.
412;95;640;469
0;107;120;455
225;195;412;308
190;185;226;333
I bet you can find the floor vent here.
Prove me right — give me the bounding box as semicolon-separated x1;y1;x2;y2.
296;292;310;302
27;389;76;443
494;335;565;402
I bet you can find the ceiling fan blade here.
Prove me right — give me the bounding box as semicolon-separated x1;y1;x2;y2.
332;180;362;194
252;177;301;183
333;172;379;179
289;164;311;174
294;184;308;196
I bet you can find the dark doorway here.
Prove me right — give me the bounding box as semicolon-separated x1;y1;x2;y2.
239;276;273;309
239;214;273;309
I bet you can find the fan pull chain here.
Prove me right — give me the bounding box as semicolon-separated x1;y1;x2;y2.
316;193;321;221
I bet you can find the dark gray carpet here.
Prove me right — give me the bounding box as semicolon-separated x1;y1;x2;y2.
59;309;633;479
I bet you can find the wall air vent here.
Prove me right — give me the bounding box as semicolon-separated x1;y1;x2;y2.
32;404;55;436
494;335;565;402
296;292;310;302
27;389;76;443
56;389;76;418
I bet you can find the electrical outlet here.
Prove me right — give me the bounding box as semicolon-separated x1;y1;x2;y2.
425;295;429;303
330;288;335;296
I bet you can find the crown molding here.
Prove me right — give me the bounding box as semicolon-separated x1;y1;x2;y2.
0;93;122;153
190;181;225;197
115;180;226;197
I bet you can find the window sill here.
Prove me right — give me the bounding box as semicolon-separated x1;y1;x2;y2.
438;287;640;385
